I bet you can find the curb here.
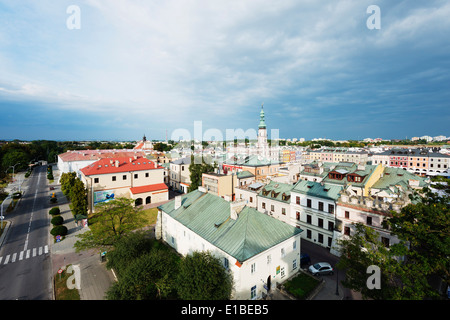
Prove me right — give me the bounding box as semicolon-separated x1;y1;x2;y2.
0;220;11;249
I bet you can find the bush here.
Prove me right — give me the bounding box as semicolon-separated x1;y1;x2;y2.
51;215;64;226
50;225;68;237
49;207;61;215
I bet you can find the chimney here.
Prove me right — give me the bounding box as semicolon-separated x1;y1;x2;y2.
115;160;120;167
230;199;247;220
174;195;182;210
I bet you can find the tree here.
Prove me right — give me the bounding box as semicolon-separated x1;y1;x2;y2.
106;231;156;278
69;178;87;217
60;172;76;196
74;197;147;251
337;223;400;300
384;187;450;296
106;248;180;300
188;155;216;192
176;251;233;300
337;188;450;299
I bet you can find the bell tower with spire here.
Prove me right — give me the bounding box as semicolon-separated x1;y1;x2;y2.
257;103;269;159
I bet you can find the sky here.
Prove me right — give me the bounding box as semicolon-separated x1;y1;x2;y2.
0;0;449;142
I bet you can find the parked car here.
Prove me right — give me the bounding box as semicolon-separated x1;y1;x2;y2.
308;262;334;276
300;253;311;267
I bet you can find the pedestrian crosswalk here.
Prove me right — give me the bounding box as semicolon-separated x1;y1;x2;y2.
0;245;49;265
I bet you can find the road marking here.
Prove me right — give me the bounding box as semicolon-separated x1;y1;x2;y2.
0;246;50;265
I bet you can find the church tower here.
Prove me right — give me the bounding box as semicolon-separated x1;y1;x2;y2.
257;104;269;159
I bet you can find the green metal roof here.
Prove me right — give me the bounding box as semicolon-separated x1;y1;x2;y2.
258;180;293;203
292;180;343;201
371;166;428;190
158;190;302;262
236;170;255;179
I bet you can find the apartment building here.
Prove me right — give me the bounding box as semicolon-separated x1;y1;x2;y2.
257;181;293;225
290;180;342;249
371;148;450;176
169;157;191;193
79;156;168;213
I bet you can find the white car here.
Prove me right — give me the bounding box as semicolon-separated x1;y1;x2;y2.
308;262;334;276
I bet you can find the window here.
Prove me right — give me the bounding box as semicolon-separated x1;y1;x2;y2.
307;199;312;208
344;226;350;236
250;197;253;203
292;259;297;270
281;248;285;257
224;258;229;269
318;218;323;228
123;175;127;180
328;221;334;231
296;211;300;221
367;216;372;226
318;233;323;243
381;237;390;248
328;204;334;214
262;202;266;209
267;254;271;265
251;263;256;274
293;240;297;250
296;196;300;205
307;215;312;224
251;285;257;300
282;208;286;215
94;178;99;183
181;166;184;171
307;229;312;239
145;172;149;178
134;173;138;179
318;202;324;211
280;267;285;278
271;204;274;212
345;211;350;219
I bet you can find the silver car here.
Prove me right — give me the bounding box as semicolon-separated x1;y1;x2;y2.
308;262;334;276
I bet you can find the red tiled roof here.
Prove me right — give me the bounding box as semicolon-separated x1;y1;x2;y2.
130;183;168;194
58;150;146;162
80;156;163;176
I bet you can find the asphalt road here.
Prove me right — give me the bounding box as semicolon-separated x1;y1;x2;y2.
0;166;53;300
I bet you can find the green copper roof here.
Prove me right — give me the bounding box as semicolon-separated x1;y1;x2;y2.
259;106;266;129
258;180;293;203
292;180;343;201
158;190;302;262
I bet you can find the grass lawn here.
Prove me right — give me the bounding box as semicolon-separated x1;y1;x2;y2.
141;207;158;225
283;272;321;300
54;266;81;300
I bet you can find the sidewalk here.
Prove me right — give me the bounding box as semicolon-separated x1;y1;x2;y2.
50;166;116;300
